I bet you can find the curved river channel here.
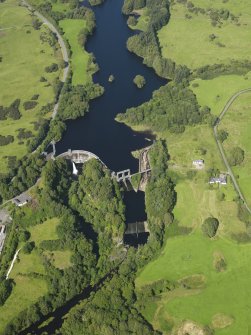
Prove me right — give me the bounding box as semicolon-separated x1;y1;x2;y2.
19;1;165;333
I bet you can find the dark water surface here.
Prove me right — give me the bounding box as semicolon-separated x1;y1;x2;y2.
57;0;166;173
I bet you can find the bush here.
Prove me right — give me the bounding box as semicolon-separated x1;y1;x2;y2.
0;279;13;306
0;135;14;146
23;101;38;111
229;147;245;166
23;241;35;254
133;75;146;88
19;230;31;243
127;16;137;26
201;217;219;238
45;63;59;73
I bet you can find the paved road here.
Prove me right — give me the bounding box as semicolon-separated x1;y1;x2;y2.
21;0;70;119
213;88;251;215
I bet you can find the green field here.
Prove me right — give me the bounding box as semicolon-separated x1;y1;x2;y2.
0;0;61;173
137;233;251;334
59;19;92;85
219;91;251;208
190;73;251;116
158;0;251;69
29;217;60;245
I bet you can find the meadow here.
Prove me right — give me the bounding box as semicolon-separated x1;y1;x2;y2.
137;233;251;335
219;91;251;208
158;0;251;69
0;0;61;173
59;19;91;85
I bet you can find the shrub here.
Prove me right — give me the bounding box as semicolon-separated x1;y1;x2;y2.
0;279;13;306
45;63;59;73
133;75;146;88
201;217;219;238
23;101;38;111
23;241;35;254
0;135;14;146
229;147;245;166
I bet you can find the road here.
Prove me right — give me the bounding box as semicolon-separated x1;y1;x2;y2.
213;88;251;215
21;0;70;119
6;248;21;279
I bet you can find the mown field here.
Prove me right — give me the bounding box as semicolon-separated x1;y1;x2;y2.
219;91;251;208
137;232;251;335
158;0;251;69
0;0;61;173
0;216;72;332
59;19;91;85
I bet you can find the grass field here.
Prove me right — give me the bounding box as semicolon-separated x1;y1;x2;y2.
158;0;251;69
0;276;47;333
59;19;92;85
218;91;251;208
29;217;60;246
190;73;251;116
0;0;61;173
137;232;251;335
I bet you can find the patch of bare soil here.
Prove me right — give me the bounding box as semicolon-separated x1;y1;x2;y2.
178;274;206;289
211;313;234;329
176;321;206;335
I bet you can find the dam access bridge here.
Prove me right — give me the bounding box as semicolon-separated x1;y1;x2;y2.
48;142;152;184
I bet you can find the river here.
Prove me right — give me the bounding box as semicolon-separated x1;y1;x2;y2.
21;1;165;333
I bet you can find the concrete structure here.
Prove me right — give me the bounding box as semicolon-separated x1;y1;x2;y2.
0;225;6;254
57;149;107;167
0;209;10;224
124;221;150;236
193;159;204;169
209;174;227;185
13;193;32;207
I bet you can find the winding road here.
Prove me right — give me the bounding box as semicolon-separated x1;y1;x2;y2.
213;88;251;215
21;0;70;119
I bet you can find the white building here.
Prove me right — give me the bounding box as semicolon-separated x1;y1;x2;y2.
209;174;227;185
192;159;204;169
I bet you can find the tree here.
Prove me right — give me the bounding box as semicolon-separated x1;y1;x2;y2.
217;129;228;143
201;217;219;238
0;279;13;306
127;16;137;26
23;241;35;254
133;75;146;88
229;147;245;166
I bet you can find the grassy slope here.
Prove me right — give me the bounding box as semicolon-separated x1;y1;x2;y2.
190;73;251;116
0;0;60;173
137;233;251;335
158;1;251;69
59;19;91;85
219;91;251;208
